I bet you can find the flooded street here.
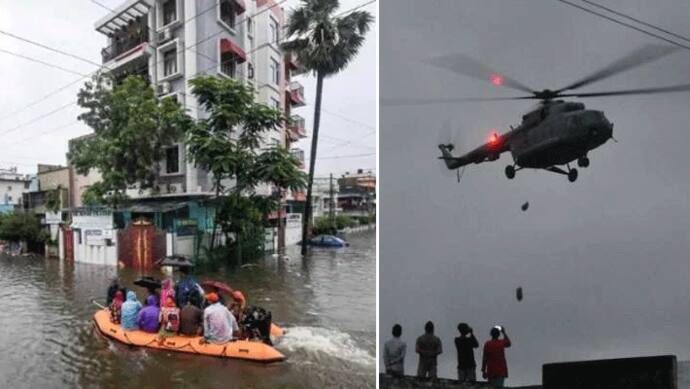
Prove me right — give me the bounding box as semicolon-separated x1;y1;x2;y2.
0;231;375;389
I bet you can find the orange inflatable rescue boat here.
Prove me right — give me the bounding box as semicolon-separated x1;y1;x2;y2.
93;309;286;362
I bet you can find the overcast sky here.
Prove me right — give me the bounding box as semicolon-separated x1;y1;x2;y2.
0;0;375;177
380;0;690;385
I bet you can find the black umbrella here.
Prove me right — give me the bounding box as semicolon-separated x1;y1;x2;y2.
156;255;194;268
133;276;162;290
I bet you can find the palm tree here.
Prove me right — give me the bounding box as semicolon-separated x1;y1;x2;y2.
282;0;373;255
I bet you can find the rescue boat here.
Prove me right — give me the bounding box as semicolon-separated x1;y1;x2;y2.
93;309;286;362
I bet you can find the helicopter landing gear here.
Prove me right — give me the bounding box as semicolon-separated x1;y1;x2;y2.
505;165;516;179
577;156;590;168
545;165;579;182
568;168;578;182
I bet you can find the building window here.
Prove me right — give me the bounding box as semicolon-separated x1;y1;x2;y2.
7;186;11;191
247;62;254;79
162;0;177;26
221;54;236;78
247;17;253;35
219;0;236;30
269;18;279;44
271;98;280;111
24;182;29;189
165;146;180;174
163;48;177;77
270;58;280;85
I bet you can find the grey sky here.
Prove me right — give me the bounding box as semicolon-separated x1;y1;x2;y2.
380;0;690;385
0;0;375;177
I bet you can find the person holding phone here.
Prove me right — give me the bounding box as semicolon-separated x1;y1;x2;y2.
455;322;479;383
481;325;512;388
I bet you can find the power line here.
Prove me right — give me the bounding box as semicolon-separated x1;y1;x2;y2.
317;152;375;160
556;0;690;50
580;0;690;44
0;101;78;137
0;48;87;76
321;108;375;130
0;0;254;124
0;29;103;67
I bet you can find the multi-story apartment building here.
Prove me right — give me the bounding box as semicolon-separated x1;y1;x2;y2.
92;0;307;198
0;167;32;213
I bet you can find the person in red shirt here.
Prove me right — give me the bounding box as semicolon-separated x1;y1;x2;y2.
482;326;511;388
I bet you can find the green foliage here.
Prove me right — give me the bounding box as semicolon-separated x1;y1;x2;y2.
186;76;306;260
0;212;48;243
44;186;63;213
313;216;337;235
69;74;192;207
335;214;358;229
282;0;374;77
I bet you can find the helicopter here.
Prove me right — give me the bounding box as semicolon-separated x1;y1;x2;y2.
384;45;690;182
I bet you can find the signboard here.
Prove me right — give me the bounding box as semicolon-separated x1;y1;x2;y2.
287;213;302;227
72;212;113;230
85;229;105;246
176;219;198;237
45;211;62;225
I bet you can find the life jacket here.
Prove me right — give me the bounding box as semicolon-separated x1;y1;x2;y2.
162;307;180;332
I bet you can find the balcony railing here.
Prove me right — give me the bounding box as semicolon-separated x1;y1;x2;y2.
101;30;148;63
288;114;306;140
288;81;306;106
290;148;305;167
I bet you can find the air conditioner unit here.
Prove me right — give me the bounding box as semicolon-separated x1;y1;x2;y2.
157;28;173;43
157;81;171;95
166;183;183;194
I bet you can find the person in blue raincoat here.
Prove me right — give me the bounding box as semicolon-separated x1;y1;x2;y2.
121;291;142;330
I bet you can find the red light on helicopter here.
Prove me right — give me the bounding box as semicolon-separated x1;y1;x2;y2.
490;73;503;86
488;131;499;145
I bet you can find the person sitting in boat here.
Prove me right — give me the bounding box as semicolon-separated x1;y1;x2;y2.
176;266;202;308
160;278;175;308
121;291;142;330
109;290;125;324
179;292;204;337
146;287;160;307
201;292;239;344
158;295;180;343
137;295;161;333
228;290;246;322
106;278;127;305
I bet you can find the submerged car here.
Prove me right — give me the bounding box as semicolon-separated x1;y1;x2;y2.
308;235;349;248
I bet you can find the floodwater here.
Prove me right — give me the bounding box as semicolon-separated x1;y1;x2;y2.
0;231;375;389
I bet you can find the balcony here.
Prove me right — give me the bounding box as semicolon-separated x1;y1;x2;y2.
101;30;149;64
95;0;153;70
288;81;306;107
285;53;307;77
290;148;305;168
287;115;307;141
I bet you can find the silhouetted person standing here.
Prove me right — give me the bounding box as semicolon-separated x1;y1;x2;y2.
482;326;511;388
384;324;406;376
416;321;442;379
455;322;479;383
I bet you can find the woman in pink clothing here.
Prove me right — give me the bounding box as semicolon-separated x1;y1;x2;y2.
160;278;175;308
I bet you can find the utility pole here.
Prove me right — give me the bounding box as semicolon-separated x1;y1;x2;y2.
329;173;335;227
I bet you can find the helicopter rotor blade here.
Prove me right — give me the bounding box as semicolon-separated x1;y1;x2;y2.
425;53;536;94
381;95;537;107
558;83;690;98
555;44;679;93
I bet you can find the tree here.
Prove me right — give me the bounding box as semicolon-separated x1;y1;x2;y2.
68;74;192;207
255;146;309;253
185;76;306;257
282;0;373;254
0;212;47;246
45;185;65;213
